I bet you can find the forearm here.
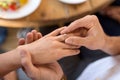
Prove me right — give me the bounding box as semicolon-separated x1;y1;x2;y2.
102;36;120;55
3;71;18;80
0;47;21;77
0;43;40;77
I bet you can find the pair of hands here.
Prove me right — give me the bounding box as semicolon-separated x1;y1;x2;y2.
20;15;106;66
19;27;80;65
18;28;85;80
19;15;108;80
100;6;120;23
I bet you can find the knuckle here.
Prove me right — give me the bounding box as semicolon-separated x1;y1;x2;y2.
22;60;27;66
86;15;91;18
86;15;98;20
91;15;97;18
92;15;98;21
62;34;69;40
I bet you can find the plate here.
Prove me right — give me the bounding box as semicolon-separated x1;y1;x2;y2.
59;0;86;4
0;0;41;19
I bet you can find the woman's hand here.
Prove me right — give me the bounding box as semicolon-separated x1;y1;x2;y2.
20;27;80;64
19;30;63;80
18;30;42;45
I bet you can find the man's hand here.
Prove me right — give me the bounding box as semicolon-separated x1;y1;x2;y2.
20;49;63;80
100;6;120;23
61;15;108;50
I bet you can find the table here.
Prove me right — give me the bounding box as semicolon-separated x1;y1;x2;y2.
0;0;114;28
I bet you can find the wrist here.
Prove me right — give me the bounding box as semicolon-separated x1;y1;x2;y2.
101;36;115;55
17;44;36;64
15;46;25;67
16;45;32;66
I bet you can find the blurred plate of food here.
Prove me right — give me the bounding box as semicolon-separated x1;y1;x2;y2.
0;0;41;19
59;0;86;4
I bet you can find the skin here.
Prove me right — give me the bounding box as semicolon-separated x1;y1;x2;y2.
1;15;120;80
61;15;120;55
19;30;63;80
2;30;42;80
18;28;88;80
1;28;86;79
22;27;80;65
3;71;18;80
0;27;80;78
20;15;120;80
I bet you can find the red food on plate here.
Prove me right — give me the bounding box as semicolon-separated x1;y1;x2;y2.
0;0;28;11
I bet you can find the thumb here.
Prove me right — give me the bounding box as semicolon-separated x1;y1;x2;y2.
61;15;97;34
20;49;35;74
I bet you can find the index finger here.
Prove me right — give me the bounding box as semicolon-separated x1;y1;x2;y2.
61;15;98;34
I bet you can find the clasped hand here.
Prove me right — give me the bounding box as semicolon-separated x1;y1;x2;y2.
19;15;108;80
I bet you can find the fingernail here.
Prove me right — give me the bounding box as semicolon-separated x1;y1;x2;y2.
76;50;80;54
